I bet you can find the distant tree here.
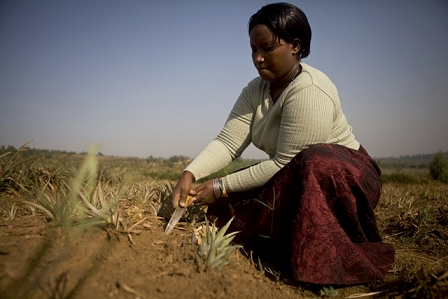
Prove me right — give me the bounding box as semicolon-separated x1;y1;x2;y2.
429;151;448;183
5;145;17;152
146;155;157;162
169;155;181;163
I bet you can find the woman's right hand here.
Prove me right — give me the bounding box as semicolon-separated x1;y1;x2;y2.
171;171;196;208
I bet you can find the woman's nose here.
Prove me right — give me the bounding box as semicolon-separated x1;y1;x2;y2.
253;51;264;63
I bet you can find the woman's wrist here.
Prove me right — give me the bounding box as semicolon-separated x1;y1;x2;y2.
212;177;228;199
182;170;196;183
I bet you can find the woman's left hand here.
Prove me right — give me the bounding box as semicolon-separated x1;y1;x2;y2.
191;180;215;206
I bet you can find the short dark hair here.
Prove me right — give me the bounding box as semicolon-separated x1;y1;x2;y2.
248;2;311;59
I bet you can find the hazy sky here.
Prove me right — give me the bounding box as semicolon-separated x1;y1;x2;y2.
1;0;447;159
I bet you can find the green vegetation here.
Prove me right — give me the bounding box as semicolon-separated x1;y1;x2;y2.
319;286;338;297
375;151;448;168
2;145;130;232
381;173;417;184
195;217;241;271
429;151;448;183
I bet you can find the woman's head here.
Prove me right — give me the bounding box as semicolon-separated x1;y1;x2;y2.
248;2;311;59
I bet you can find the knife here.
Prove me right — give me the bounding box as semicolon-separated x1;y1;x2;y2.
164;195;192;235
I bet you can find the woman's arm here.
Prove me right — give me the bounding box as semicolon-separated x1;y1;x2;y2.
184;84;256;181
173;83;256;207
223;85;334;192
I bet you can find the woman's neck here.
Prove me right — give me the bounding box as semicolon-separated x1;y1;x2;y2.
269;63;301;105
271;63;301;90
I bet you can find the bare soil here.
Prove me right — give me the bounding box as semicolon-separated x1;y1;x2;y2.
0;212;377;299
1;180;448;298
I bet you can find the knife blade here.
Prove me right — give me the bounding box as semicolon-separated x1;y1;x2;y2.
164;195;192;235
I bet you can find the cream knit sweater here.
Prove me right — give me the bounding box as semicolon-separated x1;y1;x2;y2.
185;62;360;193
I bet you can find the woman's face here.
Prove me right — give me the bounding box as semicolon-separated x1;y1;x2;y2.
250;24;299;84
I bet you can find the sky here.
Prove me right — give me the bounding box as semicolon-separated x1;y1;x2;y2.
1;0;447;159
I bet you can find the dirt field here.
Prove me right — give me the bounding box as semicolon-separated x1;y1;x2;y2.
1;183;448;299
1;210;381;299
1;152;447;298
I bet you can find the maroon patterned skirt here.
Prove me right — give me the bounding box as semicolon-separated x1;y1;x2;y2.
207;143;395;285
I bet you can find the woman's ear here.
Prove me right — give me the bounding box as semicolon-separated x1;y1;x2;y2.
292;38;301;56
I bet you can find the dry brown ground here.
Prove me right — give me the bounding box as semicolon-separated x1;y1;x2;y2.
1;181;448;299
0;213;374;299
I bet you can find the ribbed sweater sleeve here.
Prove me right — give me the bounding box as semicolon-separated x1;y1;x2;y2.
184;63;359;193
184;83;254;182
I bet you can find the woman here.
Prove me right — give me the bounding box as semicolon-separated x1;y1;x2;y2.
171;2;394;285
